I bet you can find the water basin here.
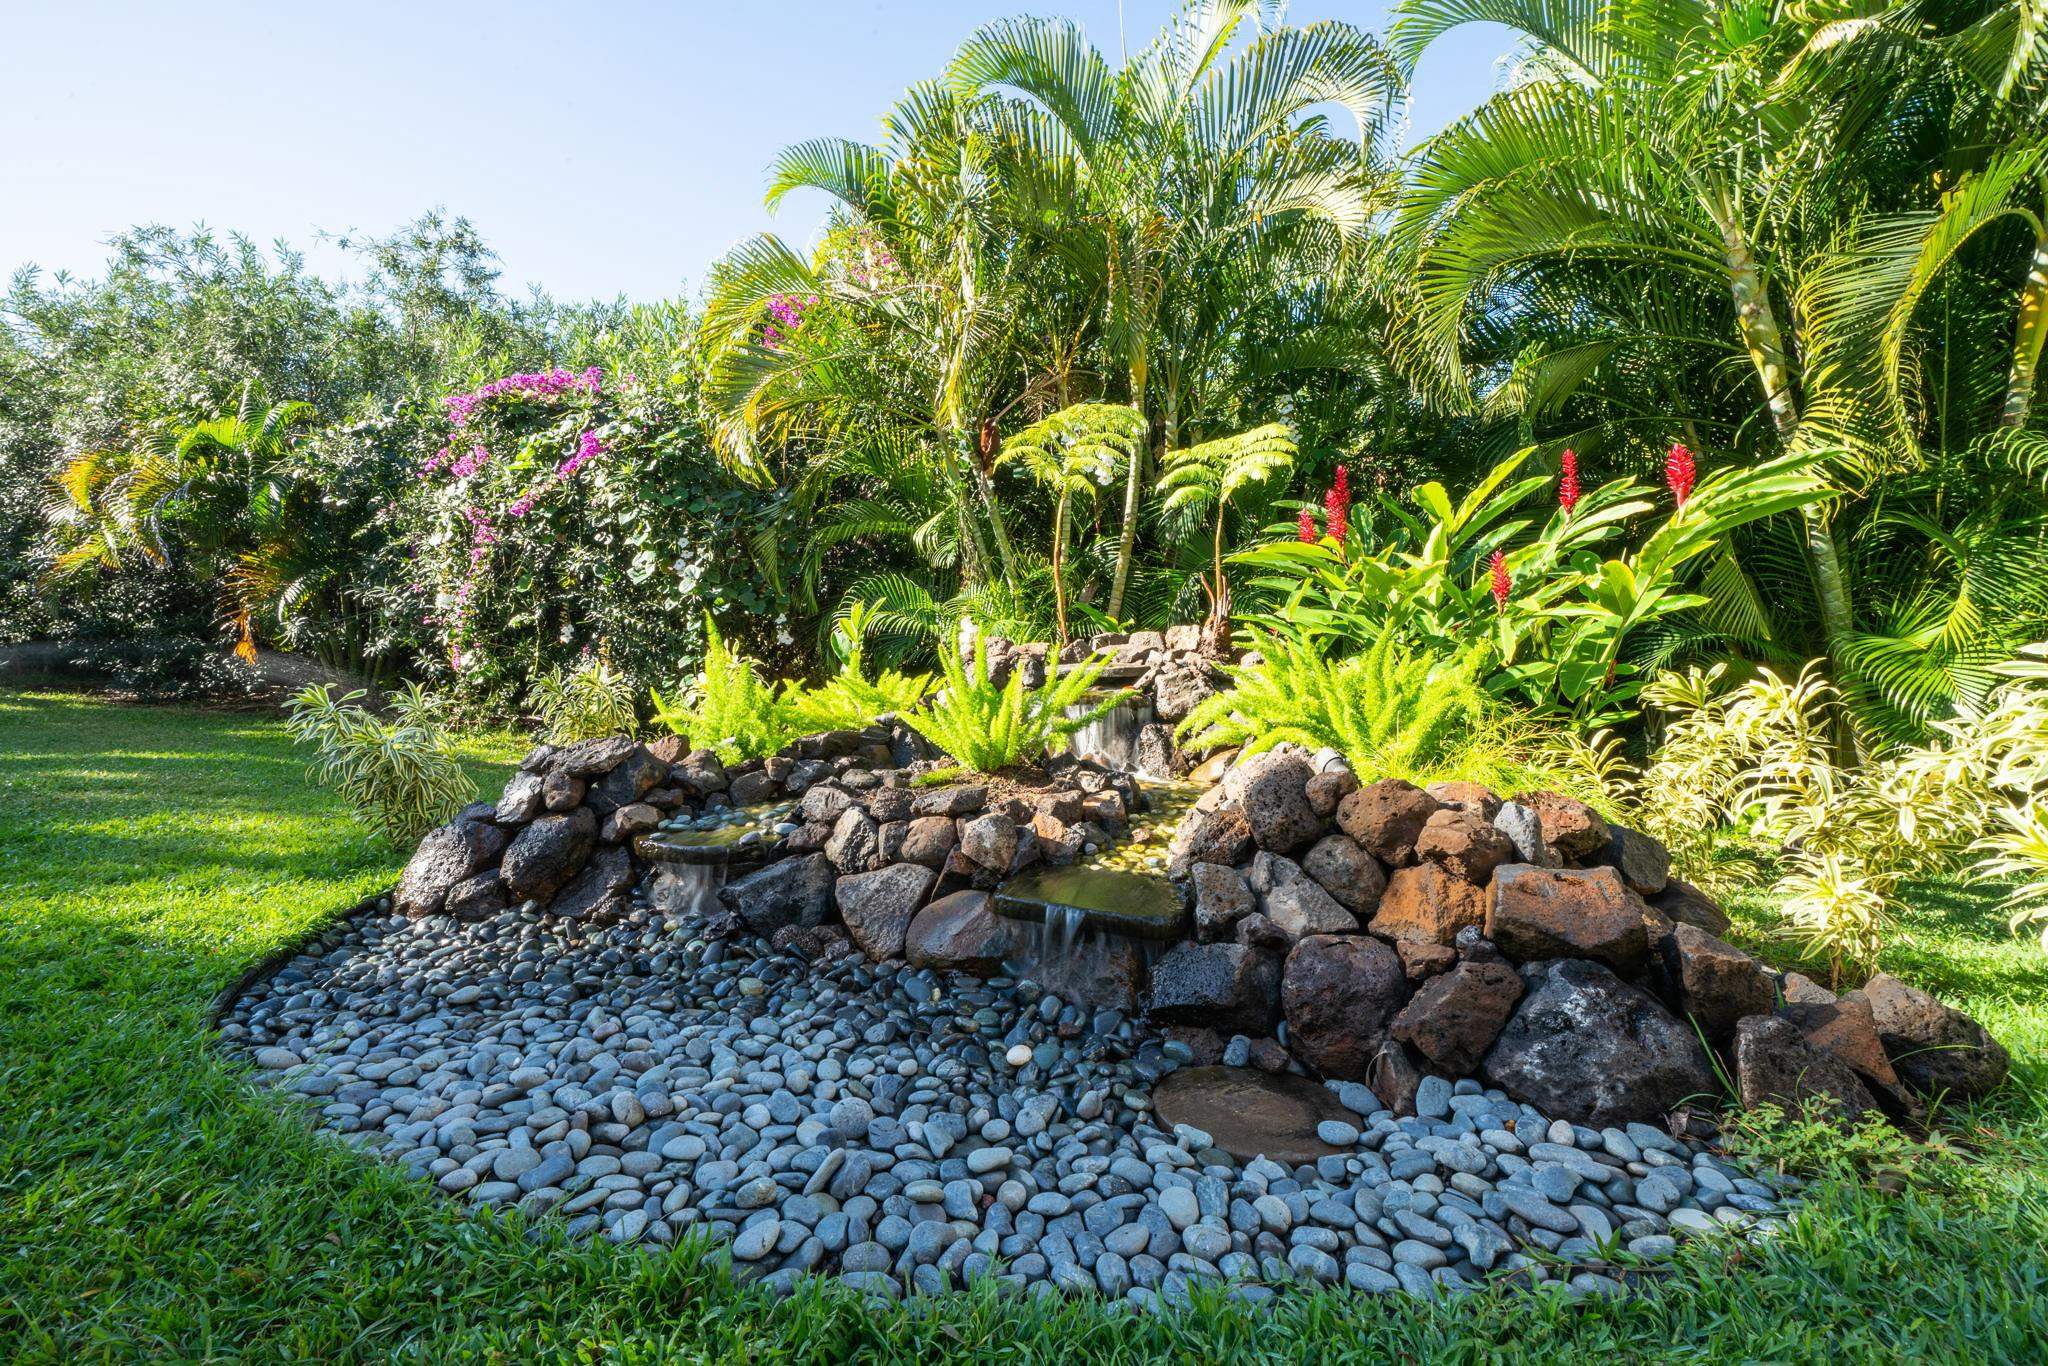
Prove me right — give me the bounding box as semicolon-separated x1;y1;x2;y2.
1151;1066;1363;1164
993;865;1188;941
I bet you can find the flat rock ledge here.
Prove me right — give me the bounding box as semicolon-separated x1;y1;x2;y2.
221;889;1800;1311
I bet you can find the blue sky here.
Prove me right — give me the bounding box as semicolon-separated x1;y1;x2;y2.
3;1;1511;303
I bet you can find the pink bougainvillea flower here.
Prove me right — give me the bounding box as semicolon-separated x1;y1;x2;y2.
1489;548;1511;611
1559;448;1580;514
1323;464;1350;544
556;429;604;479
1666;442;1696;508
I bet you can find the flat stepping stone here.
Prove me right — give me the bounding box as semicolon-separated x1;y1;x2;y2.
993;866;1188;940
1152;1066;1361;1164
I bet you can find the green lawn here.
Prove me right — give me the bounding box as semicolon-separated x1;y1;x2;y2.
1;687;2044;1362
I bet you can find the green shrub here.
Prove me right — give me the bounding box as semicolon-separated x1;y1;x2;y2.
649;621;798;765
1177;626;1608;798
529;657;640;743
778;606;931;733
283;683;475;844
901;631;1123;773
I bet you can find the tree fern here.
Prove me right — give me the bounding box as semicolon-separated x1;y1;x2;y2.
1156;421;1299;629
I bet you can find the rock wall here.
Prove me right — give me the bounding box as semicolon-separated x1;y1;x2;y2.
1153;748;2010;1129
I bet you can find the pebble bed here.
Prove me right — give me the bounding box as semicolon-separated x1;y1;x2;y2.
221;895;1798;1309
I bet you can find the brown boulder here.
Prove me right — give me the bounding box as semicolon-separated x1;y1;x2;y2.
1734;1015;1879;1123
1657;923;1774;1041
1394;938;1459;982
1777;987;1907;1097
540;770;585;812
1367;1039;1424;1117
904;890;1010;975
1414;808;1514;886
1486;864;1649;973
1190;862;1257;941
1863;972;2011;1100
1368;864;1487;946
1425;781;1503;821
1392;959;1526;1074
1168;805;1256;875
1335;779;1440;866
1235;912;1292;952
897;816;957;869
1513;790;1611;859
1281;934;1409;1079
601;802;660;843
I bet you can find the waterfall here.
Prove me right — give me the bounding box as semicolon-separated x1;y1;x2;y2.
1065;691;1155;773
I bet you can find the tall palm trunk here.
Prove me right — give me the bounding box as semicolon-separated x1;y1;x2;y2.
2001;214;2048;428
1717;208;1862;760
1105;351;1147;621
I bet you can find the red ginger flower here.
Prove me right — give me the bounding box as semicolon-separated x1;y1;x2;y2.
1297;507;1317;543
1324;464;1350;544
1559;448;1580;514
1489;548;1511;611
1666;442;1696;508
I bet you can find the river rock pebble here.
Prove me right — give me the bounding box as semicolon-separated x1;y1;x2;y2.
222;893;1794;1308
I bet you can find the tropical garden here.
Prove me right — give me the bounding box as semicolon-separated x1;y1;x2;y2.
4;0;2047;1357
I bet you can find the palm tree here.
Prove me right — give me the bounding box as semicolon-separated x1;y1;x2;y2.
952;0;1403;619
1392;0;1864;688
47;386;319;661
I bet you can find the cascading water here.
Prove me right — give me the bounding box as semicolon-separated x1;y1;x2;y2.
1064;691;1157;776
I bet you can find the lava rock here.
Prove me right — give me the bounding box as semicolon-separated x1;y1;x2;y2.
1414;808;1513;887
1734;1015;1879;1123
904;890;1009;974
836;862;938;960
544;735;637;777
1147;942;1281;1036
1513;791;1610;860
393;819;504;917
1335;780;1440;866
1482;959;1717;1127
588;745;667;814
540;771;586;812
1424;781;1503;821
1594;824;1672;896
1775;978;1906;1098
1299;834;1387;915
601;802;661;843
1263;878;1359;941
442;870;507;921
1657;923;1774;1041
499;808;597;904
1862;972;2011;1100
1224;751;1323;854
825;808;883;873
1393;938;1458;983
1391;959;1525;1075
1169;805;1256;876
898;816;958;869
1190;862;1257;941
1368;864;1487;946
1281;934;1408;1079
1651;879;1732;937
494;771;544;824
911;784;986;819
1486;865;1649;974
1304;768;1359;819
719;852;836;935
1152;659;1218;722
549;843;633;919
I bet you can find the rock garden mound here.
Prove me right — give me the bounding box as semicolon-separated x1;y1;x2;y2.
218;721;2010;1310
